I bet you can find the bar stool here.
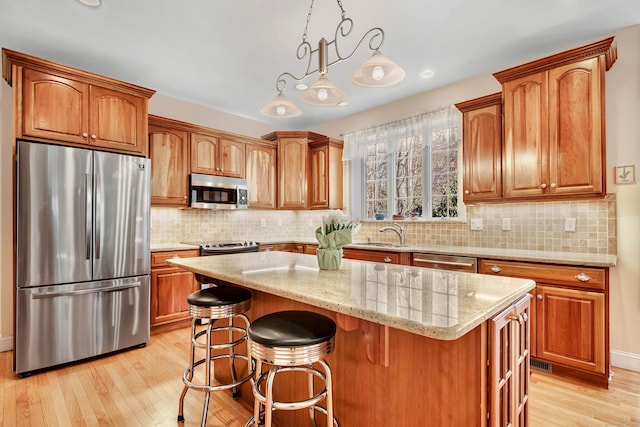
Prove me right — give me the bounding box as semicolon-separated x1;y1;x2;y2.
245;310;339;427
178;284;253;427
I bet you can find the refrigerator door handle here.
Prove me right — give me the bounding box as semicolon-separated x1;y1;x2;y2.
31;282;141;299
95;172;101;260
85;173;92;260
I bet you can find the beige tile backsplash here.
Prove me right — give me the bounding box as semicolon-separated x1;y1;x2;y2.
151;195;616;255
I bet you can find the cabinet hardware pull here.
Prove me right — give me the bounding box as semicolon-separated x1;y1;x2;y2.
522;312;528;322
550;183;557;188
574;273;592;282
490;265;501;273
384;257;392;263
82;132;88;138
537;294;543;300
541;183;547;189
464;190;469;195
91;134;97;139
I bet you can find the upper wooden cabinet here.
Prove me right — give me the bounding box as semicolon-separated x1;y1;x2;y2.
190;133;245;178
262;131;343;210
148;116;190;206
494;37;616;200
2;48;154;156
309;137;344;210
455;93;502;203
246;140;277;209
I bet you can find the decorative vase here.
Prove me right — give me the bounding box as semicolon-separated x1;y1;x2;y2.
316;248;343;270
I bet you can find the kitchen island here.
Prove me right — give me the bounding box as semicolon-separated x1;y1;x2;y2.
168;251;535;426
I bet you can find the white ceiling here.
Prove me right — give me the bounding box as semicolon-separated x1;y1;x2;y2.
1;0;639;130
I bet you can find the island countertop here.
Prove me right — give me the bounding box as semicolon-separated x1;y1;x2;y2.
167;251;534;341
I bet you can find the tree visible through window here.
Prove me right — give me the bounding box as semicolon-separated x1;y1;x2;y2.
345;106;461;220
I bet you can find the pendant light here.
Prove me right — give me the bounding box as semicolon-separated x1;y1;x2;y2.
260;92;302;118
300;38;347;106
351;50;406;87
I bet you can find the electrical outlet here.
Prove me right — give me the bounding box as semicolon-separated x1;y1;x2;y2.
565;217;577;232
260;218;266;227
470;218;483;230
278;218;283;227
502;217;511;231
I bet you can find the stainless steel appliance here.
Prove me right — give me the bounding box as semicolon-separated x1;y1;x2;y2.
15;140;151;376
196;241;259;256
189;173;248;210
412;253;477;273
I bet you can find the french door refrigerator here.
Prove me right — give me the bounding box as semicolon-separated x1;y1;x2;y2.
15;140;150;376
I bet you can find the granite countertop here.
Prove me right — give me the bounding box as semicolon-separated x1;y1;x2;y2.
150;243;199;252
167;251;535;341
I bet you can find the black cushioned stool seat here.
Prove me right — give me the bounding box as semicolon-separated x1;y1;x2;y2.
245;311;339;427
178;285;253;427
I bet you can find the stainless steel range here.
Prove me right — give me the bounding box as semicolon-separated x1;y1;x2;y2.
191;241;260;256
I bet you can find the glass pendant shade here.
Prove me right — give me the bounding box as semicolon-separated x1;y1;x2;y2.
300;74;347;106
351;50;406;87
260;92;302;118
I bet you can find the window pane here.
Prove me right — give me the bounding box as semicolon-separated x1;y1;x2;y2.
395;136;422;216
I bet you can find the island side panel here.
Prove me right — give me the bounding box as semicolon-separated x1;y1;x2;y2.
217;288;486;427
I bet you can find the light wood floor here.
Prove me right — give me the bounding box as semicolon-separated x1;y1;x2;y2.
1;327;639;426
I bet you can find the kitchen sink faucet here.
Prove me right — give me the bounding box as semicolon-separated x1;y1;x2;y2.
379;222;405;245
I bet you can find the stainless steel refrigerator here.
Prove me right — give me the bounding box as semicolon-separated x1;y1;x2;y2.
15;140;150;376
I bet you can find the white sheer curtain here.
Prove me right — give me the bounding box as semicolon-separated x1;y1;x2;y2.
342;105;461;220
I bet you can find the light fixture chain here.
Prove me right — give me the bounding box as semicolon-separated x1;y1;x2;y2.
302;0;315;42
336;0;346;19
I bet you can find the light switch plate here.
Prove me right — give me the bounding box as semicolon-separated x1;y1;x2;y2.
502;218;511;231
470;218;483;230
565;217;577;232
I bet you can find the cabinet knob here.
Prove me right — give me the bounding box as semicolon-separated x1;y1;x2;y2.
550;183;557;188
464;190;469;195
490;265;501;273
91;134;97;140
172;255;180;259
82;132;88;138
537;294;543;300
574;273;592;282
183;195;188;199
540;183;547;189
384;257;392;263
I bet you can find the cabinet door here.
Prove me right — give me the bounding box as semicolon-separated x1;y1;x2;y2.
548;58;604;196
462;101;502;202
190;132;220;175
309;144;328;208
246;143;277;209
150;269;197;326
149;125;190;206
219;139;245;178
536;285;605;374
21;68;89;144
502;72;549;198
278;137;308;209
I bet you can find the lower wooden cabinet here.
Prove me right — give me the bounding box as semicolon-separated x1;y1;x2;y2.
259;243;305;253
150;249;199;326
342;248;411;265
488;294;531;427
479;259;609;386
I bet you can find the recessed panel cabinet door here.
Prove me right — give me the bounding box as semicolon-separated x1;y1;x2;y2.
502;72;549;198
246;143;276;209
219;138;245;178
278;137;308;209
22;68;89;144
190;132;220;174
548;58;603;196
149;125;189;206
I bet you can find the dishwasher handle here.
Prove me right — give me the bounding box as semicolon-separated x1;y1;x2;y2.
412;254;478;273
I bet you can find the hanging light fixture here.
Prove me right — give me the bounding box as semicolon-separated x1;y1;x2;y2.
260;0;405;118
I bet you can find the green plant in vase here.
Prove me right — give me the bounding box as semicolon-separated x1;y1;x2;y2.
315;210;360;270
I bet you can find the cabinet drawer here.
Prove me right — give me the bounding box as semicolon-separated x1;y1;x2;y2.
151;249;199;268
478;259;606;291
342;248;401;264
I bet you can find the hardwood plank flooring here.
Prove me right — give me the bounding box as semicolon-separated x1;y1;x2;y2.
1;327;638;426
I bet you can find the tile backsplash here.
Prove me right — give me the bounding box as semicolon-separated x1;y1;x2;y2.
151;195;616;255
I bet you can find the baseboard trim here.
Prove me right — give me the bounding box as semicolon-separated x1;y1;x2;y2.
611;349;640;372
0;335;13;353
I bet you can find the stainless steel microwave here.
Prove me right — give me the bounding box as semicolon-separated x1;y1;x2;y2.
189;173;248;209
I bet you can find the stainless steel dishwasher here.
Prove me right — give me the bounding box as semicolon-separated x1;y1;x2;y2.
412;253;478;273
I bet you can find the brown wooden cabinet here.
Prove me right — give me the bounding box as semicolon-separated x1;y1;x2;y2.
259;242;305;253
246;140;277;209
148;116;190;206
150;249;200;327
479;259;609;386
191;132;245;178
309;137;344;209
494;37;616;200
342;248;411;265
277;136;308;209
488;294;531;427
3;49;154;156
455;93;502;203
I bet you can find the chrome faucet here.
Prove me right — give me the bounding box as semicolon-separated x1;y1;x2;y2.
379;222;405;245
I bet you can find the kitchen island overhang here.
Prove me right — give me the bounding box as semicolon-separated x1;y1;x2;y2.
167;251;535;426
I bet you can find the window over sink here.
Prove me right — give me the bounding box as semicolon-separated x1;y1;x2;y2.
343;105;462;220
